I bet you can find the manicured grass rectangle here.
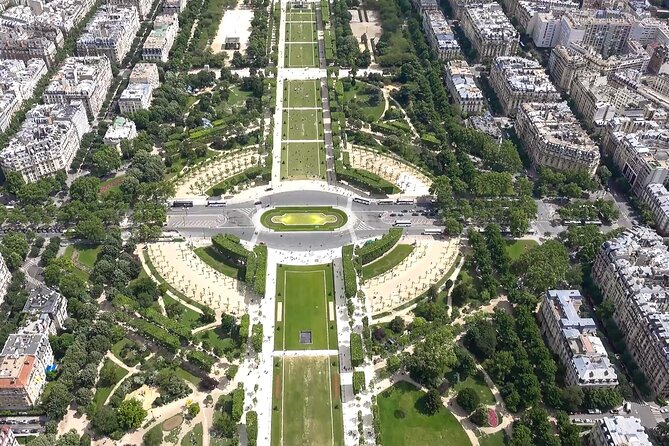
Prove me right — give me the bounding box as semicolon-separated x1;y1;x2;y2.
282;108;322;140
274;264;337;351
286;21;316;43
285;42;318;68
451;373;495;405
377;382;472;446
283;80;321;109
280;142;326;180
271;356;343;446
361;244;414;279
286;11;315;22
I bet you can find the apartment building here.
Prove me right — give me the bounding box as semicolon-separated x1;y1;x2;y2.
501;0;576;20
590;417;651;446
504;0;578;48
0;59;47;132
0;255;10;308
0;102;89;183
119;62;158;113
162;0;186;15
592;227;669;397
0;426;18;446
539;290;617;388
444;0;480;19
557;10;635;57
0;332;53;410
23;287;68;333
548;42;650;93
639;183;669;234
489;56;560;116
108;0;153;19
515;101;599;175
444;60;484;115
603;126;669;194
423;10;460;61
411;0;439;13
0;0;95;34
570;74;652;127
461;3;518;62
0;27;59;68
43;56;113;119
142;13;179;63
76;5;140;65
104;116;137;146
129;62;159;88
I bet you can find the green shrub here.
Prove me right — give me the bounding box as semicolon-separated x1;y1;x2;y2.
143;308;192;341
356;228;403;265
211;234;252;262
246;410;258;446
127;318;180;352
232;383;244;422
207;166;270;196
342;245;357;299
350;333;364;367
187;350;215;372
335;161;398;195
251;324;263;353
253;244;267;295
353;371;366;394
239;314;250;343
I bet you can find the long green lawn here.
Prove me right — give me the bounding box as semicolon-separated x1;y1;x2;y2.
282;108;323;140
286;21;316;43
451;373;495;405
274;264;337;351
285;42;319;68
285;10;316;23
272;355;343;446
479;432;506;446
342;82;386;122
361;244;413;279
281;142;326;180
377;382;472;446
284;80;321;108
181;423;204;446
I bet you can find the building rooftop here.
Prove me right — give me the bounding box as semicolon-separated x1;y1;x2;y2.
465;3;518;42
493;56;558;94
77;5;138;45
23;287;64;316
0;333;47;358
0;355;35;389
44;56;110;97
598;416;651;446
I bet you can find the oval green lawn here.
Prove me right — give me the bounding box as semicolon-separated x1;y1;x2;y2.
377;382;472;446
260;206;348;231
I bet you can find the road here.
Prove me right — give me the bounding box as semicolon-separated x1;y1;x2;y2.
165;190;443;250
569;402;658;429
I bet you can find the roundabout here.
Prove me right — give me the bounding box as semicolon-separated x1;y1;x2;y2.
260;206;348;231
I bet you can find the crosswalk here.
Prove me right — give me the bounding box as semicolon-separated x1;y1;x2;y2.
355;220;376;231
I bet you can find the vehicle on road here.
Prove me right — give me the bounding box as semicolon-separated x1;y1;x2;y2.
353;197;371;205
394;219;412;227
171;200;193;208
206;200;226;207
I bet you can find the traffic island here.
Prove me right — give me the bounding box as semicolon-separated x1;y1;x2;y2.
260;206;348;231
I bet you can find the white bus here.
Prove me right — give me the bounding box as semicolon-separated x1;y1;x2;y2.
396;198;415;205
353;197;371;205
394;219;412;227
171;200;193;208
206;200;227;207
422;228;443;235
377;199;394;205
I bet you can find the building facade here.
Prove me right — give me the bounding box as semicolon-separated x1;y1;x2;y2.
444;60;485;115
539;290;617;388
592;227;669;397
142;13;178;63
514;101;600;175
489;56;560;116
43;56;113;119
76;5;140;65
640;183;669;234
0;255;9;308
423;9;460;61
590;416;651;446
0;58;47;132
461;3;518;62
0;426;18;446
0;102;90;183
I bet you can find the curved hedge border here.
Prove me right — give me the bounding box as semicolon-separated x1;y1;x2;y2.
260;206;348;231
356;228;403;265
335;161;399;195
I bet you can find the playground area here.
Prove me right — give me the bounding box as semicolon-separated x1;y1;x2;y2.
362;237;460;315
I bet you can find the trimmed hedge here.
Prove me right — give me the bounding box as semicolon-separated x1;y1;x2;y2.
127;318;180;352
352;371;365;394
240;314;250;344
342;245;357;299
335;161;399;195
371;121;406;137
206;165;270;197
143;308;192;341
247;410;258;446
232;383;244;422
212;234;252;262
187;350;215;373
253;244;267;295
356;228;403;265
350;333;364;367
251;324;263;353
245;252;257;288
